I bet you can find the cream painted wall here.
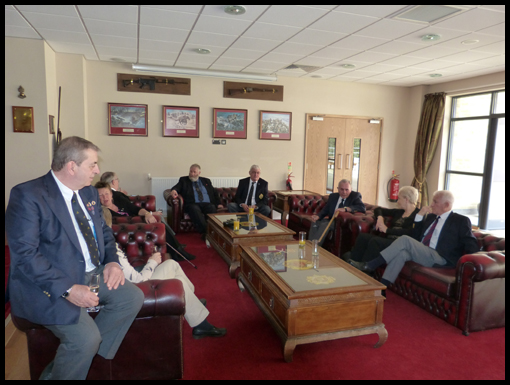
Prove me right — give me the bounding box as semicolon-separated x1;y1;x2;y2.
5;36;505;218
83;59;415;205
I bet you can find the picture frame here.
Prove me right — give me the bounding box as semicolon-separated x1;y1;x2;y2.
213;108;248;139
12;106;34;133
108;103;148;136
259;110;292;140
163;106;199;138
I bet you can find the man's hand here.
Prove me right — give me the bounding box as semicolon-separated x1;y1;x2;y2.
241;203;249;213
311;215;319;223
418;205;432;216
66;284;99;308
103;263;125;290
170;189;178;199
144;212;157;224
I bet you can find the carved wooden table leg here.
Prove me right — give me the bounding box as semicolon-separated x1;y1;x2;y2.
373;325;388;348
283;339;297;363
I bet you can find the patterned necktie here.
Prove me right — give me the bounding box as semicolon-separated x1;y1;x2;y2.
422;216;440;247
71;192;99;266
246;182;255;205
194;181;204;202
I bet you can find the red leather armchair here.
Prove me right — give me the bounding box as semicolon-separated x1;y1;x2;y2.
164;187;276;233
128;194;156;212
11;222;185;380
347;211;505;335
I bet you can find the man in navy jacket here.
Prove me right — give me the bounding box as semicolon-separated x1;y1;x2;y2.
228;165;271;217
5;137;143;379
309;179;366;245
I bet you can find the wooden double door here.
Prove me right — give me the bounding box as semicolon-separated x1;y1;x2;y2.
304;114;382;204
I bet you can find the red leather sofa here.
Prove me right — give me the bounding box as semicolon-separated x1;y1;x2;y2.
11;222;185;380
347;212;505;335
164;187;276;233
286;193;375;257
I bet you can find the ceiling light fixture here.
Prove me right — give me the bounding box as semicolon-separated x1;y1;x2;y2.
429;73;443;78
195;48;211;54
224;5;247;15
340;64;356;69
461;39;480;45
132;64;277;82
421;34;441;42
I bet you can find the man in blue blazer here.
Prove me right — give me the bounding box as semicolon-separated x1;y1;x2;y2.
309;179;366;245
5;137;143;380
228;165;271;217
349;190;479;290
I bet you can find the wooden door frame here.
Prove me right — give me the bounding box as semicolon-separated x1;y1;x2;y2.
304;113;383;202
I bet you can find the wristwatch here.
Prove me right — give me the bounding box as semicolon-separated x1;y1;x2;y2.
62;287;73;299
345;207;348;212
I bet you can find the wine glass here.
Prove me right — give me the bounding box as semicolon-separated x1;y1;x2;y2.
87;273;100;313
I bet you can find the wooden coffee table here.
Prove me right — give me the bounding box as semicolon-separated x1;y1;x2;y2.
238;240;387;362
207;212;295;278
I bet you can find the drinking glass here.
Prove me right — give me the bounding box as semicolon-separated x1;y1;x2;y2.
87;273;100;313
299;231;306;247
312;239;319;256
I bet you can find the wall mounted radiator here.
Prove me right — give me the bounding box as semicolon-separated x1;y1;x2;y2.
150;177;244;215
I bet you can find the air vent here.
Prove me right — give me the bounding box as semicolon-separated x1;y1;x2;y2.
283;64;322;73
392;5;465;24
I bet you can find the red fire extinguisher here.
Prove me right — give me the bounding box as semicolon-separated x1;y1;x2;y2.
387;170;400;202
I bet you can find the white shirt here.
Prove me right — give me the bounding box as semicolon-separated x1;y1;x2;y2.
51;170;98;272
334;197;345;211
415;210;452;250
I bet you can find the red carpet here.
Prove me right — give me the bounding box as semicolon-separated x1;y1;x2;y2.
176;232;505;380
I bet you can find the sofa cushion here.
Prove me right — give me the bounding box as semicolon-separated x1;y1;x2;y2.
410;265;457;298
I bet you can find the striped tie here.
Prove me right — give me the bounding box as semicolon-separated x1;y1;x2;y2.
71;192;99;266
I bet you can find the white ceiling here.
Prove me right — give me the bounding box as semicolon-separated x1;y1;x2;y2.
5;5;505;86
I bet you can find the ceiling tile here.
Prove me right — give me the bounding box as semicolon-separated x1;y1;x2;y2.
356;19;426;40
21;12;84;33
142;5;203;14
37;28;90;45
331;34;389;50
433;8;506;32
221;48;265;61
342;50;397;63
259;51;304;64
370;40;424;55
272;41;323;56
77;5;138;24
140;7;198;30
139;25;189;43
229;37;282;52
288;29;347;46
243;22;302;41
139;39;183;53
90;35;136;49
15;5;78;17
472;40;505;54
84;19;137;38
187;31;238;48
193;15;252;36
309;11;378;34
395;25;470;45
257;5;329;27
336;5;409;18
46;41;98;60
312;46;359;60
5;25;40;39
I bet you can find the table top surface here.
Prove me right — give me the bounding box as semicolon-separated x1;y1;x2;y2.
208;212;295;237
243;240;383;294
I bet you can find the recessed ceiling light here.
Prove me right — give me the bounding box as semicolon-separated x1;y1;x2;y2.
224;5;247;15
311;75;322;78
195;48;211;54
461;39;480;45
340;64;356;69
429;73;442;78
421;34;441;42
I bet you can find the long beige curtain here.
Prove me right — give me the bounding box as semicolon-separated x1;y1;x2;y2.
411;92;446;207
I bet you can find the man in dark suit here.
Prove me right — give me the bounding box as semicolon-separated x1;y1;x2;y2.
169;164;223;238
349;190;479;290
228;165;271;217
309;179;366;245
5;137;144;380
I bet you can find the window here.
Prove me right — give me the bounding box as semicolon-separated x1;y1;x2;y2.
445;90;505;230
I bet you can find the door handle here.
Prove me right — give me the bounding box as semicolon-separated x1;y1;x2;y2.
345;154;351;169
337;154;342;169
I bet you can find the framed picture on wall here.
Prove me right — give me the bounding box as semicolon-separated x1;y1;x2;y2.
213;108;247;139
108;103;148;136
163;106;199;138
259;110;292;140
12;106;34;133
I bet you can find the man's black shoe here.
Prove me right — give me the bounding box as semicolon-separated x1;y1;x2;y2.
192;326;227;339
348;259;374;273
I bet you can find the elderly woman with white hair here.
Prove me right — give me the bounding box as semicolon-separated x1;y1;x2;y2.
346;186;420;263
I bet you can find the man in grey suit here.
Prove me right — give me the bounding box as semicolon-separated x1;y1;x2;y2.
349;190;479;294
5;137;144;380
